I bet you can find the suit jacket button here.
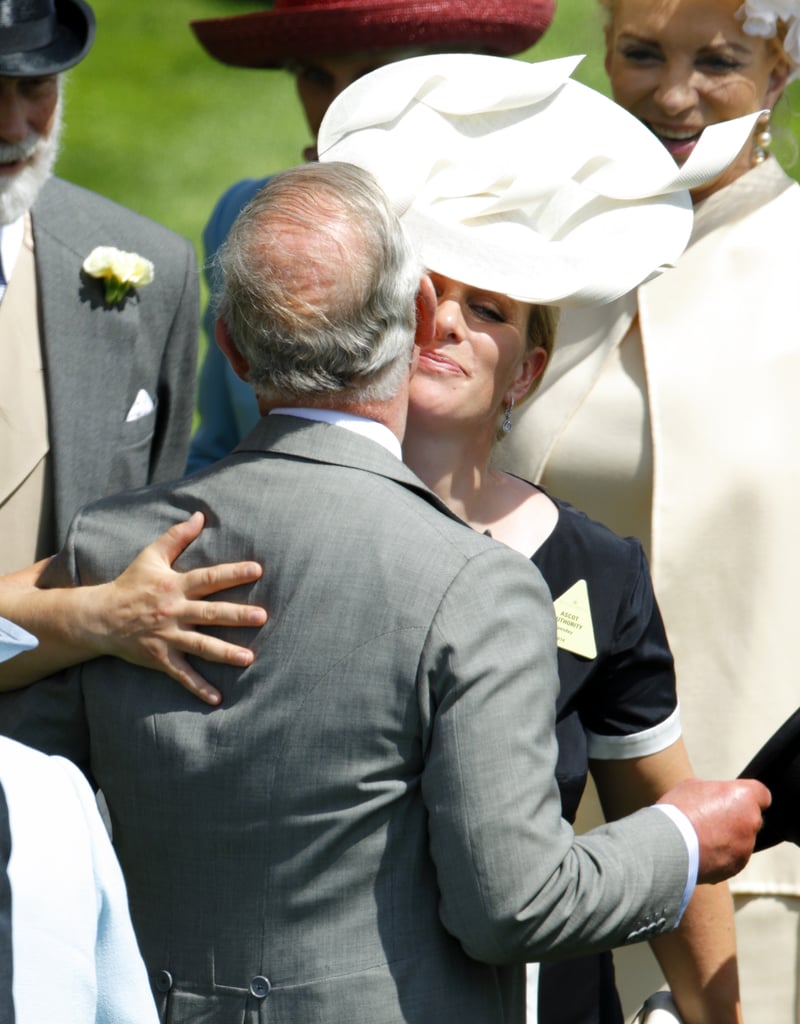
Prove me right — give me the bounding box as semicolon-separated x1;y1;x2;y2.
155;970;173;992
250;976;271;999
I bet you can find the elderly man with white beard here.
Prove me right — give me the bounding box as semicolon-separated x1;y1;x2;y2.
0;0;199;574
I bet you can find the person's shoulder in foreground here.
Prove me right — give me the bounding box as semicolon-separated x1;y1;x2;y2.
0;727;157;1024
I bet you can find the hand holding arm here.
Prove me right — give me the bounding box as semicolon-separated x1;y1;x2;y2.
0;512;267;705
658;776;770;885
594;742;769;1024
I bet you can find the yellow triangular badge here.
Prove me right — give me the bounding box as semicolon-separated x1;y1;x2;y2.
553;579;597;660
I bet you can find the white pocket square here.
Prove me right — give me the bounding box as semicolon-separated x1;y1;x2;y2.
126;388;155;423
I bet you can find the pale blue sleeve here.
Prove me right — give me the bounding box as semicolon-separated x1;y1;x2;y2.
58;756;160;1024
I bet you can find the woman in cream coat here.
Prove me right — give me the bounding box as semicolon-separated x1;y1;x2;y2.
500;1;800;1021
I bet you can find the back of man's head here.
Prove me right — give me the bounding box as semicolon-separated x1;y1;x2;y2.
216;161;421;406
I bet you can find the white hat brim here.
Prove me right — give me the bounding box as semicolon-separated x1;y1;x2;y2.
318;54;758;305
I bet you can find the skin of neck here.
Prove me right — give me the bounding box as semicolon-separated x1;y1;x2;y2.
403;396;561;559
402;403;508;530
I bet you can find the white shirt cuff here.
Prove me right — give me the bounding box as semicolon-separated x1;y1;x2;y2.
653;803;698;923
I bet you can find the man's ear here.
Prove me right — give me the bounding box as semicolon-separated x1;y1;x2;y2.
414;274;437;348
215;317;251;383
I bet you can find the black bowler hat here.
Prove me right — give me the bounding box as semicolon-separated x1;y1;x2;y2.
739;707;800;852
0;0;95;77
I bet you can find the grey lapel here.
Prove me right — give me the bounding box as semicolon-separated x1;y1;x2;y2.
31;178;145;543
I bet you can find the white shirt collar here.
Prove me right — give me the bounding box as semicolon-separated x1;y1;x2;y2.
0;216;25;282
269;407;402;460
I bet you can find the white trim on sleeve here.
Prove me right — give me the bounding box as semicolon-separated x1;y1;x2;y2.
586;704;682;761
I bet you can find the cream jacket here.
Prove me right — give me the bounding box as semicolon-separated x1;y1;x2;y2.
502;159;800;895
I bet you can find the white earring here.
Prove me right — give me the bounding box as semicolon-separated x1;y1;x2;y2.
753;111;772;165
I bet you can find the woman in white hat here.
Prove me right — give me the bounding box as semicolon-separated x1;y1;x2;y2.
403;269;698;1024
496;3;800;1020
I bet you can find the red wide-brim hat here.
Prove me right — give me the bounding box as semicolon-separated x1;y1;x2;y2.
190;0;555;69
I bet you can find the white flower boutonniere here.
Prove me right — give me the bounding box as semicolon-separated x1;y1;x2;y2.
83;246;155;304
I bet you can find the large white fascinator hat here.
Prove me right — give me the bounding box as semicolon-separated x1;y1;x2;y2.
0;617;38;664
317;54;759;305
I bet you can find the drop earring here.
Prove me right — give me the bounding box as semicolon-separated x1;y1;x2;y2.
502;397;515;434
753;111;772;166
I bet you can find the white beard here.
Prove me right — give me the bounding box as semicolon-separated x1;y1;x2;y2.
0;100;62;225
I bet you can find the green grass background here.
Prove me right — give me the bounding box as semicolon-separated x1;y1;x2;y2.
56;0;800;315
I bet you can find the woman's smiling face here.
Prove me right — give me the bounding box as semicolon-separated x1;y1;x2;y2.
604;0;789;198
409;273;544;436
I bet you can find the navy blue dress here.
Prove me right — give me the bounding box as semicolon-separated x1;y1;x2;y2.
532;497;677;1024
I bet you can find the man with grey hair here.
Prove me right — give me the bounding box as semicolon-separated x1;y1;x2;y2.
0;160;769;1024
0;0;199;574
215;160;420;408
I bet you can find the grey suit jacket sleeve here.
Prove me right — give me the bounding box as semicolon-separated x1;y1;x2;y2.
419;544;689;964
